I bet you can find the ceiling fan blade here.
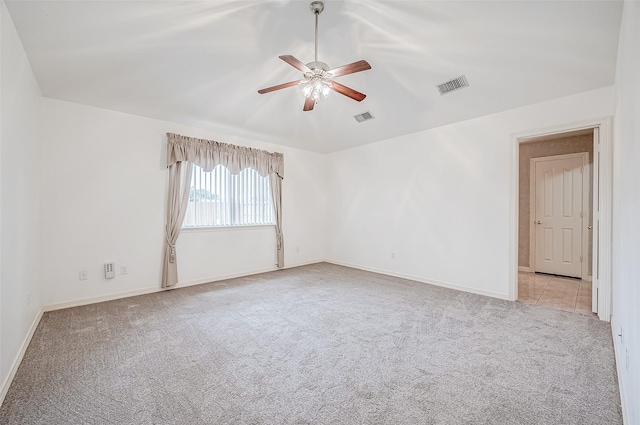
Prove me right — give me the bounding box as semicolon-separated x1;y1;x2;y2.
258;80;302;94
330;81;366;102
303;97;315;111
328;60;371;78
279;55;312;74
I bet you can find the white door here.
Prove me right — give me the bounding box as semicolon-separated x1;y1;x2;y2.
533;154;585;277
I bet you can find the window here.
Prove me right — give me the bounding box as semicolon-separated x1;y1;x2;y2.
183;164;274;228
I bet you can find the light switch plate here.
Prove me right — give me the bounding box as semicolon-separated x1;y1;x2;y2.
104;262;115;279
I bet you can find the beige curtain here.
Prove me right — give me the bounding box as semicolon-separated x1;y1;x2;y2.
162;161;193;288
269;172;284;267
162;133;285;287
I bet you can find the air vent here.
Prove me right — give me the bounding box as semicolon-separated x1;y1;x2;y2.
354;111;375;123
437;75;469;95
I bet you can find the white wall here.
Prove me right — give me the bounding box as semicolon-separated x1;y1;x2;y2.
0;0;43;396
326;86;614;299
611;1;640;423
41;99;326;307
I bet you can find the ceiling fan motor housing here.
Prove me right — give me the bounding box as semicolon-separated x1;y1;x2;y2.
306;61;330;72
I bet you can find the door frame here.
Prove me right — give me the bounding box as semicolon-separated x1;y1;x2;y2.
511;117;612;322
529;152;590;279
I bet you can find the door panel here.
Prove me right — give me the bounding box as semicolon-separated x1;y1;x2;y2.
534;156;584;277
561;228;573;262
562;168;573;216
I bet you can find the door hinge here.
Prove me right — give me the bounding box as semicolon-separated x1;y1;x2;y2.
580;256;583;262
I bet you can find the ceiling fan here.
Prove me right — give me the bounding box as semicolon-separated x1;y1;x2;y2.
258;1;371;111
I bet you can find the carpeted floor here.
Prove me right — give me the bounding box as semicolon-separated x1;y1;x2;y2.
0;263;621;424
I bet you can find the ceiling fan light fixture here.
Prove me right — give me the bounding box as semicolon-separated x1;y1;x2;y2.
301;78;332;102
300;61;332;101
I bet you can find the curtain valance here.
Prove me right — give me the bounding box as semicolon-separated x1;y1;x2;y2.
166;133;284;178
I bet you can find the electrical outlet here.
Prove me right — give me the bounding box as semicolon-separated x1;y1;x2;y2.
104;262;115;279
79;270;88;280
121;266;128;275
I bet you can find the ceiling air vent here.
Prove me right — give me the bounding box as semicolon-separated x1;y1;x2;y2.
437;75;469;95
354;111;375;123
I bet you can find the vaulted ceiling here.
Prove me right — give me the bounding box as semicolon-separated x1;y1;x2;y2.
6;1;623;153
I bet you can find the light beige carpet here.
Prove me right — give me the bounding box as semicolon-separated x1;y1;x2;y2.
0;263;621;424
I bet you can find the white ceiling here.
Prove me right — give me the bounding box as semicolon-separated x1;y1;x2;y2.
6;1;623;153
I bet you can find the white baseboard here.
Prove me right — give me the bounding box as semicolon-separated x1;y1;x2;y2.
176;259;323;288
44;286;164;312
611;318;629;425
176;264;288;288
325;259;509;300
44;260;324;312
0;308;43;407
45;258;508;313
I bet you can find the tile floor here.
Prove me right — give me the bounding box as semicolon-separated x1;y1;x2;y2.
518;271;595;315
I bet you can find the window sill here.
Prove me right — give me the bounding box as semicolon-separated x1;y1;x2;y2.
181;224;275;233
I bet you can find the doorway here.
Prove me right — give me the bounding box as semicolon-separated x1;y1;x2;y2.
517;130;594;314
511;118;613;321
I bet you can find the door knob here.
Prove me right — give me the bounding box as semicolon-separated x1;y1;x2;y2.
536;220;543;224
588;225;593;230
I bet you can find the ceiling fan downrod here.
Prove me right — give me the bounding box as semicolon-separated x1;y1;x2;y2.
310;1;324;64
